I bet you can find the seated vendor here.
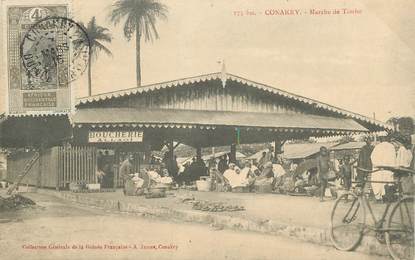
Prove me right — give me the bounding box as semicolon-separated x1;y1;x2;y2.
272;160;286;179
159;168;174;184
254;162;275;185
241;161;256;188
259;162;274;178
250;163;260;177
223;163;245;189
147;166;161;181
147;167;173;185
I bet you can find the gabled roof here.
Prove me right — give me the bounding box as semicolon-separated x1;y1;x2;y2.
73;108;368;133
76;72;392;131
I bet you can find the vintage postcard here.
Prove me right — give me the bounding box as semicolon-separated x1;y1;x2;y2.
0;0;414;260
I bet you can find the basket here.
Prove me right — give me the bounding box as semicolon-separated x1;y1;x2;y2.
196;178;211;192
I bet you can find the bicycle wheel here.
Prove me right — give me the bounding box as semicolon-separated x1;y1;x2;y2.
330;192;365;251
386;197;414;260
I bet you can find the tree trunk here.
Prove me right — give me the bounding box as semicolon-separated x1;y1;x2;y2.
87;52;92;96
135;26;141;87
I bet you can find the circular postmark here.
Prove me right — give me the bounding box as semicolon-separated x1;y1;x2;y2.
20;16;90;86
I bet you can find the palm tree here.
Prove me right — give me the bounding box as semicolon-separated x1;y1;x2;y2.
77;17;112;96
109;0;168;87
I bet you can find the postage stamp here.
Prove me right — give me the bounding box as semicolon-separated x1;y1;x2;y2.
20;16;90;88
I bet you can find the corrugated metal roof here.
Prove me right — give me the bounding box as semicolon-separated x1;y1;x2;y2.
72;108;368;133
76;72;392;130
247;142;338;160
331;142;366;150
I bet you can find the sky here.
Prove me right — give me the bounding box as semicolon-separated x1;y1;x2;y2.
1;0;415;122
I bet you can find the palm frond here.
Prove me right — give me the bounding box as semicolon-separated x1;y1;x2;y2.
77;16;112;62
108;0;168;42
93;41;112;58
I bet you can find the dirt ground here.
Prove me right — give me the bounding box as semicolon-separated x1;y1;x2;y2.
0;192;387;260
50;189;387;229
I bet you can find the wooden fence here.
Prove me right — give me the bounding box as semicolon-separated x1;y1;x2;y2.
7;146;97;189
57;146;97;188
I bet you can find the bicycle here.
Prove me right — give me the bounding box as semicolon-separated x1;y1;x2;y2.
330;166;414;260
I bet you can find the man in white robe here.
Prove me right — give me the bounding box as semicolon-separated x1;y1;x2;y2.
371;137;413;200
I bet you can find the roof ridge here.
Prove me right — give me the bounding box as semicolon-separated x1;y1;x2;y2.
226;73;391;128
77;72;221;102
75;71;391;130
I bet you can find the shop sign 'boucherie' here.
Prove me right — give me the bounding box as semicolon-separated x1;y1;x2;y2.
88;131;143;143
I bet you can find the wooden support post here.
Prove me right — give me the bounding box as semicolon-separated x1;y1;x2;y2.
273;138;285;163
169;140;174;162
37;139;47;188
37;149;42;188
143;142;151;164
230;143;236;163
196;146;202;161
113;147;119;189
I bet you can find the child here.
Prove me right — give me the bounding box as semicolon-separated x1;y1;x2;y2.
317;146;330;202
339;155;353;192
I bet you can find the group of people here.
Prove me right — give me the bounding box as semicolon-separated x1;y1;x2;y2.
119;154;174;195
212;151;286;192
116;117;414;199
315;117;414;202
176;157;208;185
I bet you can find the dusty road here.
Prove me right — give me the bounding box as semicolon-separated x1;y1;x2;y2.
0;193;387;260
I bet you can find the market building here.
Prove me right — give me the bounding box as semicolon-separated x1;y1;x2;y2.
1;71;391;190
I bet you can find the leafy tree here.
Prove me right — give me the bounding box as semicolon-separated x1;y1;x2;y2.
109;0;168;87
76;17;112;96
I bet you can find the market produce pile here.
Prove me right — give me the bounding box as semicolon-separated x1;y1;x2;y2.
191;200;245;212
177;194;245;212
0;194;36;211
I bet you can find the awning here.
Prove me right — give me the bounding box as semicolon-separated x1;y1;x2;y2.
178;151;246;165
0;114;72;148
331;142;366;150
247;142;338;160
72;108;368;133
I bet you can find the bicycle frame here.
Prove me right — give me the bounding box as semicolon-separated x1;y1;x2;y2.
331;166;414;258
353;167;410;234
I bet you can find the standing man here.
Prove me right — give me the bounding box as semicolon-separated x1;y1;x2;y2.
356;137;373;184
371;117;414;201
340;155;353;193
258;151;268;170
317;146;330;202
120;154;134;195
218;155;228;174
